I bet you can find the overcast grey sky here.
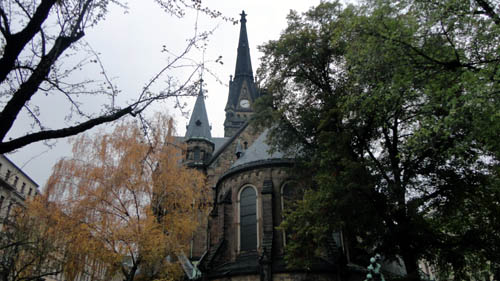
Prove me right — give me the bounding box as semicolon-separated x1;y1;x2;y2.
7;0;323;188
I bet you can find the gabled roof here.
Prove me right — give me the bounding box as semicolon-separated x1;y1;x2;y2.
208;122;249;166
185;82;212;141
211;137;229;153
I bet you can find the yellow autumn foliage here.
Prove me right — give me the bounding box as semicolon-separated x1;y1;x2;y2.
38;113;208;281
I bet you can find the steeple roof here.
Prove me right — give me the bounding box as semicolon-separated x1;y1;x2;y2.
234;11;253;79
185;81;212;140
224;11;259;111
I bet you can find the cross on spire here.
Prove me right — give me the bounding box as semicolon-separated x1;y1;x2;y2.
240;10;247;23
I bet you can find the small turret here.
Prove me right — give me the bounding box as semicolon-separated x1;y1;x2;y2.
185;79;214;169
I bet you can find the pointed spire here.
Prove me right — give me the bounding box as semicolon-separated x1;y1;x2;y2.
234;10;253;79
185;79;212;140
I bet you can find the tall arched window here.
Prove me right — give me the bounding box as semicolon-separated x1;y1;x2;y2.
239;186;257;251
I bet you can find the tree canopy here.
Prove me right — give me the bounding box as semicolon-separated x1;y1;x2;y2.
255;0;500;280
0;199;74;281
1;113;208;281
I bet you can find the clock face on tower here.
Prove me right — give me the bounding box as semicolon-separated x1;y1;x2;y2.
239;99;250;108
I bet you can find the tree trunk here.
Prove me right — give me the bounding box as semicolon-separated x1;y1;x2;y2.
401;250;420;281
123;262;139;281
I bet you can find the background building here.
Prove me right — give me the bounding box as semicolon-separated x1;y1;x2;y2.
0;154;39;228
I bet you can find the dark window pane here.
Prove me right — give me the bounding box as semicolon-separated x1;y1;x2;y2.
240;187;256;251
194;147;200;160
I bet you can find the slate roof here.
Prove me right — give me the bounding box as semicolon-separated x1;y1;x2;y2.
234;11;253;79
175;136;227;153
225;11;259;110
231;129;285;168
185;82;212;141
211;137;229;153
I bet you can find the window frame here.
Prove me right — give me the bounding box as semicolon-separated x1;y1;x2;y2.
237;184;259;253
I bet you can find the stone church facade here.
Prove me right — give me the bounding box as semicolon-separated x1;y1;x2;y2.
181;11;364;281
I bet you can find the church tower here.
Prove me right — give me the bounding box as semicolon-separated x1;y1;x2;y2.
184;80;214;169
223;11;259;137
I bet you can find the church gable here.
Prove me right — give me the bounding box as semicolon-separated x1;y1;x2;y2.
226;76;259;111
206;123;261;188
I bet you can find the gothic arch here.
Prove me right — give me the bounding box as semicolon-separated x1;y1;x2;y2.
237;184;259;252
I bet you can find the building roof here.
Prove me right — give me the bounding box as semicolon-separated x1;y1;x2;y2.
208;122;249;167
225;11;259;111
211;137;229;153
0;154;39;187
175;136;227;153
211;128;297;187
230;129;285;168
234;11;253;79
185;81;212;141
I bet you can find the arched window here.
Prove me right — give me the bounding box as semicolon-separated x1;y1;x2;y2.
239;186;257;251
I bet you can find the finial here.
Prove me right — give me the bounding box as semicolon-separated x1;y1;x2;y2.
199;49;205;96
198;77;204;96
240;10;247;23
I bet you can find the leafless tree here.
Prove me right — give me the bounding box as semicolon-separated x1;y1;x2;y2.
0;0;226;154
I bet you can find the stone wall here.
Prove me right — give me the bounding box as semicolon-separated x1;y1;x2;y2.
210;165;292;263
207;125;261;189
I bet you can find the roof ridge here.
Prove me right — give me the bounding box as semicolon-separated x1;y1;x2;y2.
207;122;249;166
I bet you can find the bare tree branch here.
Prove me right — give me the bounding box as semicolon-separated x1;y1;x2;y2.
0;105;132;153
0;6;10;37
0;0;225;154
0;31;85;141
0;0;58;83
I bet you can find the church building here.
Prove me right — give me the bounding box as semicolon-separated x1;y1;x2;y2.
181;11;362;281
